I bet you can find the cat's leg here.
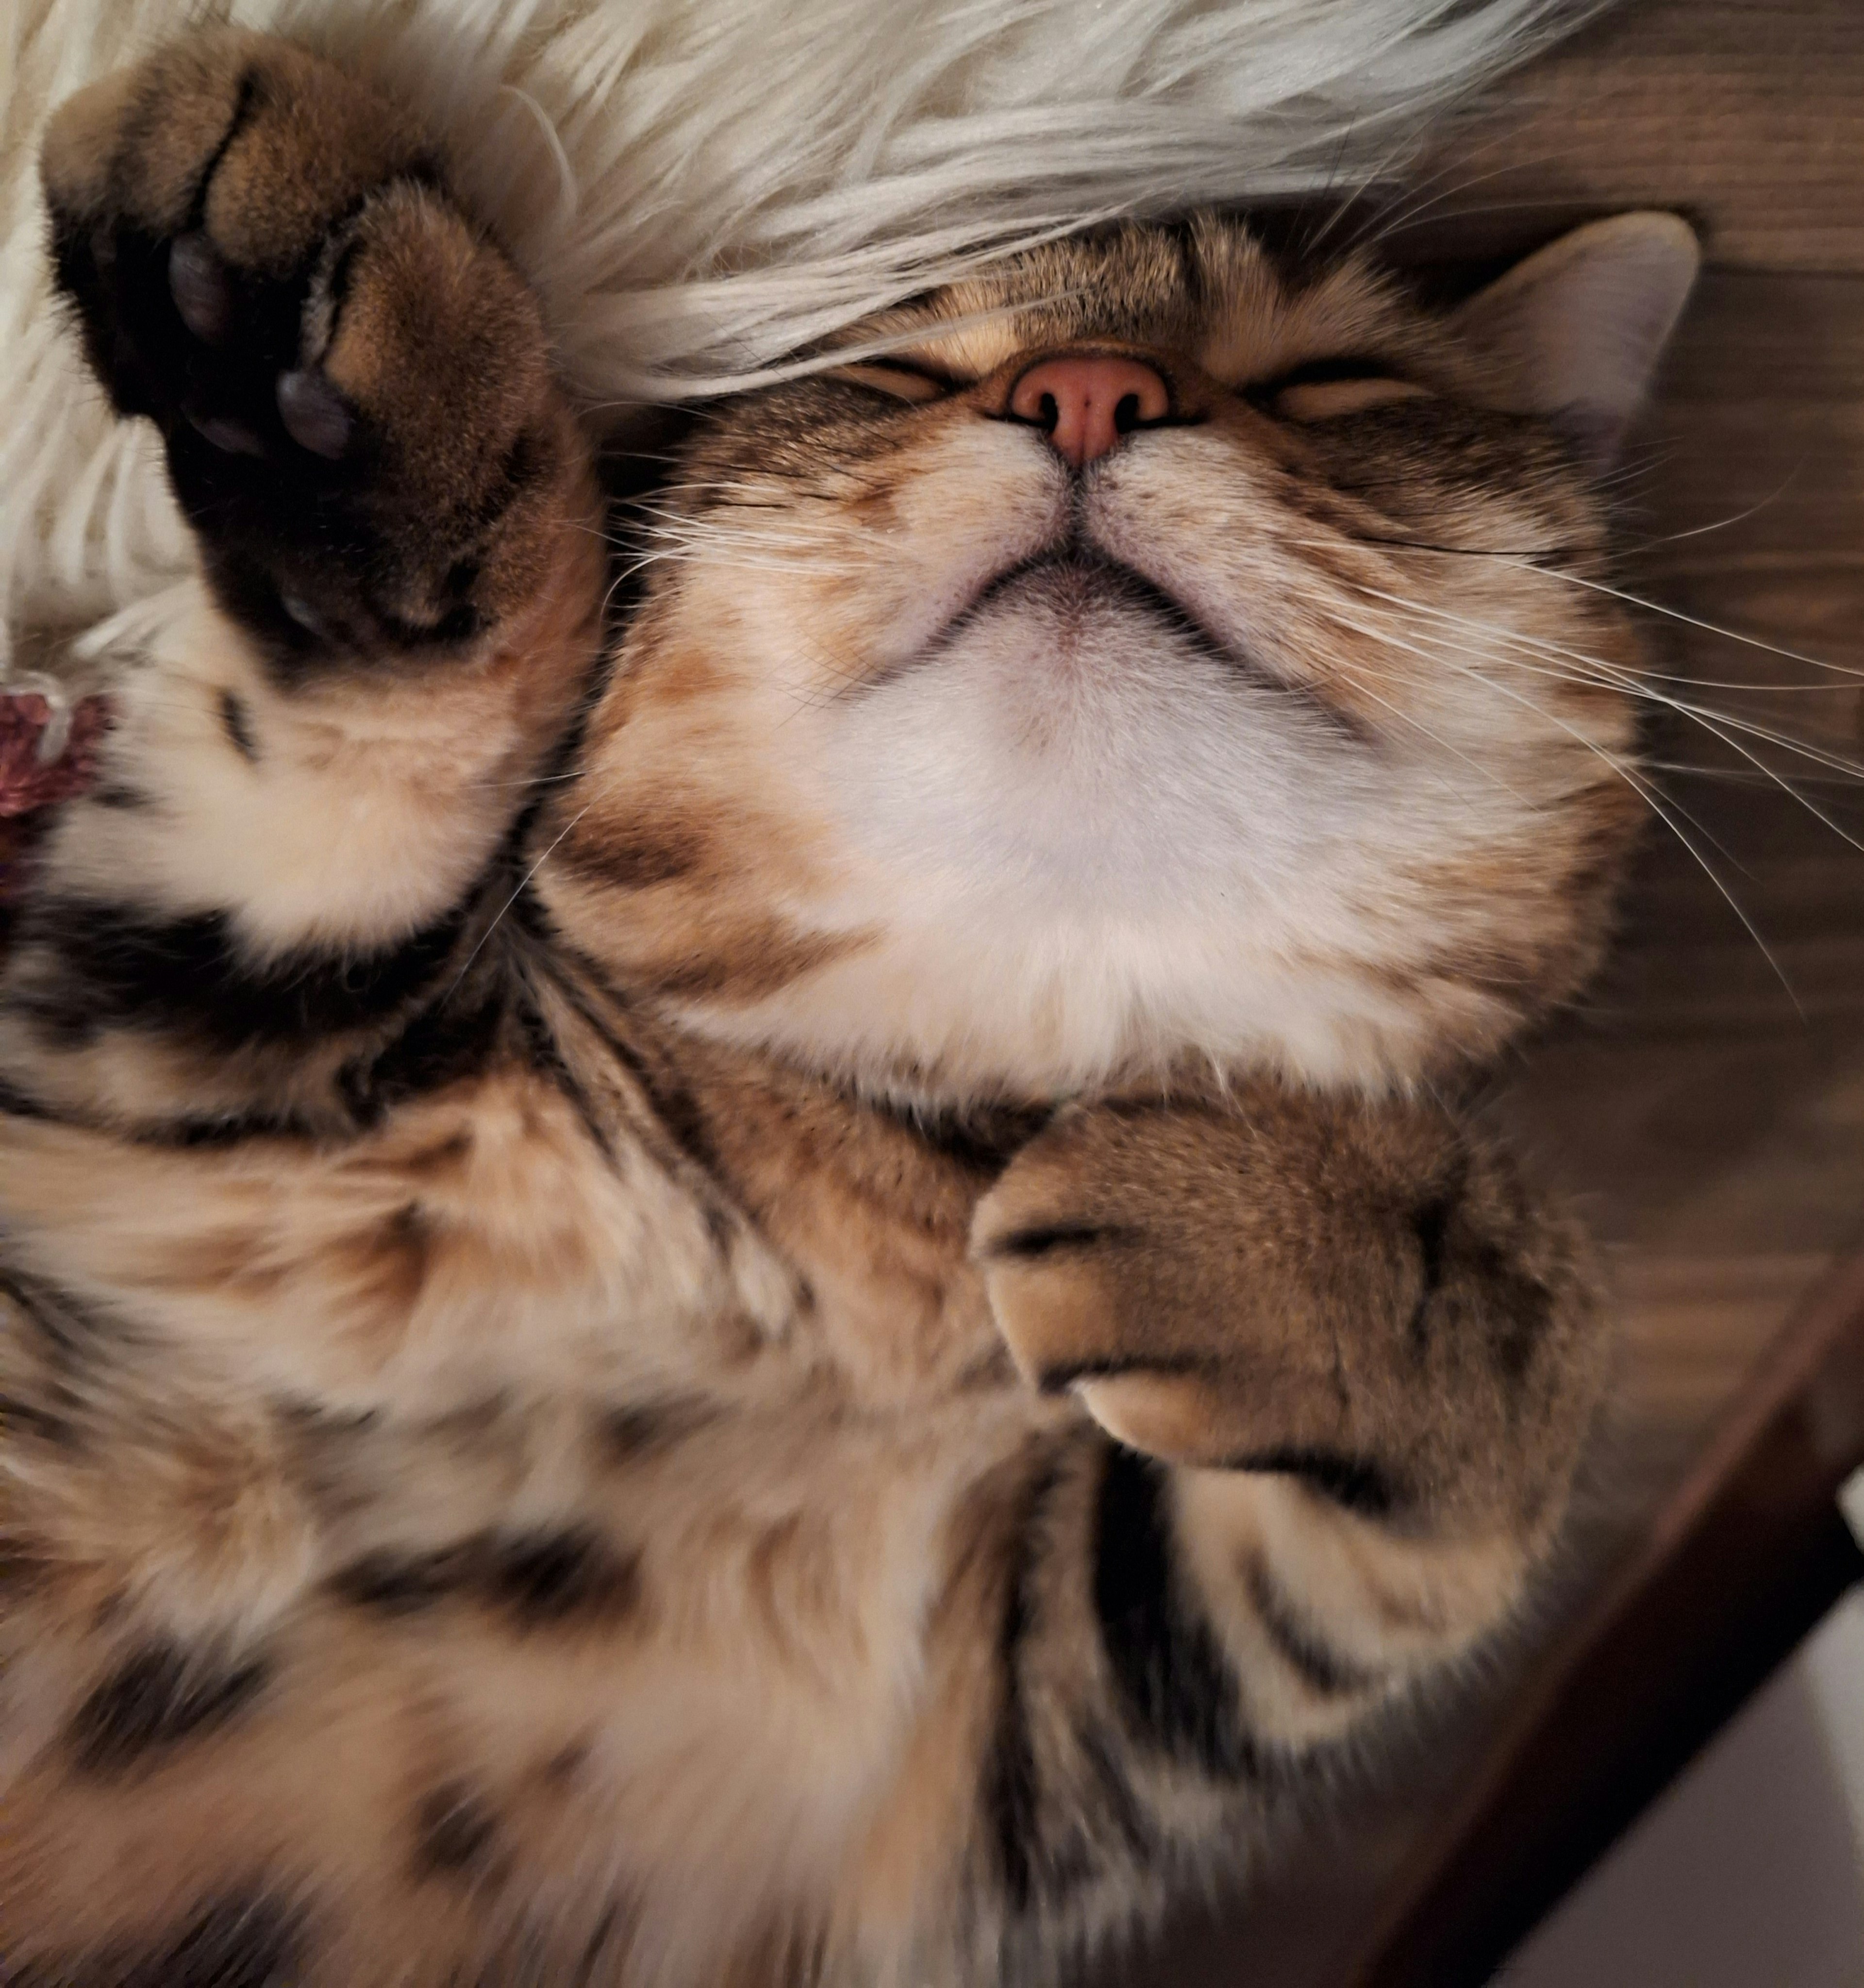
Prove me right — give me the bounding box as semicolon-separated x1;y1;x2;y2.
0;37;683;1413
11;31;604;1135
930;1086;1605;1964
0;1080;1601;1986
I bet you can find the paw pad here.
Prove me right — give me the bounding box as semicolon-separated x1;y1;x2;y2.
168;234;233;345
276;369;353;459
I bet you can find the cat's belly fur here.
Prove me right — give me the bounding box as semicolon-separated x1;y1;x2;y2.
0;1030;1112;1986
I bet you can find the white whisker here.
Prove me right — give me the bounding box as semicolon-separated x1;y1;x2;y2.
1327;597;1804;1007
447;804;594;997
1499;562;1864;681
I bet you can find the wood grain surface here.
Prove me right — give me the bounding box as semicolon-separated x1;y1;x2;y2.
1097;2;1864;1979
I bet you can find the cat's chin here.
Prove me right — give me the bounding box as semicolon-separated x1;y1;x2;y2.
877;543;1313;720
726;597;1546;1103
952;551;1221;664
658;918;1519;1111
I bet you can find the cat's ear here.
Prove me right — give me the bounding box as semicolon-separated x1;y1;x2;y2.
1449;213;1699;465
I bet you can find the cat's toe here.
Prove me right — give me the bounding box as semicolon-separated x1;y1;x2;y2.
40;31;578;672
973;1086;1605;1525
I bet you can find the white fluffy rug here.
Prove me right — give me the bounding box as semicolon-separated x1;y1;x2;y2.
0;0;1597;673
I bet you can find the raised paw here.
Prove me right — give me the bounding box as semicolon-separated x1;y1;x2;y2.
41;31;585;672
972;1085;1607;1532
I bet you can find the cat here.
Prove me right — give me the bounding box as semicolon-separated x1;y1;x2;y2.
0;29;1696;1987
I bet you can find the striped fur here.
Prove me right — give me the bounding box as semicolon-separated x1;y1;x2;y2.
0;33;1686;1986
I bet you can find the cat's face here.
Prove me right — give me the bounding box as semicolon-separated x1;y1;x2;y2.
541;214;1697;1104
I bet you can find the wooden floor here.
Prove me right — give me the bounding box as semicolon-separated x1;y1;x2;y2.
1098;2;1864;1980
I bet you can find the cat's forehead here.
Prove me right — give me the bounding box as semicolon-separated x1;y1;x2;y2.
851;217;1420;385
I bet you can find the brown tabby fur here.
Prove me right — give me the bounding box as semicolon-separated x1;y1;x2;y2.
0;31;1677;1987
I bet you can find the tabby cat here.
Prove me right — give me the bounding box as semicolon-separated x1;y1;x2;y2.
0;30;1697;1987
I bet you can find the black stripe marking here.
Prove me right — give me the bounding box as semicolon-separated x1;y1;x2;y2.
89;782;153;811
568;1902;639;1988
10;897;469;1050
601;1395;717;1464
142;1893;299;1988
331;1529;641;1631
982;1458;1064;1913
980;1221;1132;1261
5;1890;305;1988
0;1263;108;1356
152;1110;319;1148
0;1392;77;1447
411;1781;501;1881
1250;353;1411;397
978;1477;1161;1925
0;1074;70;1125
1092;1445;1258;1780
319;227;371;336
1412;1196;1452;1299
68;1642;269;1776
1406;1175;1465;1353
179;70;263;232
484;1529;641;1629
1229;1446;1400;1519
891;1100;1052;1179
534;963;761;1261
1483;1254;1557;1385
0;1539;51;1595
1246;1554;1384;1698
513;994;615;1161
217;687;259;763
628;1052;721;1178
336;986;508;1122
329;1545;474;1616
0;1077;315;1151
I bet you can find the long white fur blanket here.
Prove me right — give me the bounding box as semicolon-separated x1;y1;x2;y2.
0;0;1595;675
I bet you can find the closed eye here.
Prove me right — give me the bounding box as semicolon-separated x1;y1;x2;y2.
819;358;957;405
1248;356;1431;422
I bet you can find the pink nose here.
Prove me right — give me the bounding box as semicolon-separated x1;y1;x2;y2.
1008;354;1170;468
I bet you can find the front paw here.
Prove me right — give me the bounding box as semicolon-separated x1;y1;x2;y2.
41;32;579;671
972;1086;1605;1527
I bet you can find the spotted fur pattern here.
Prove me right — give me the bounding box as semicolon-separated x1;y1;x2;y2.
0;32;1670;1986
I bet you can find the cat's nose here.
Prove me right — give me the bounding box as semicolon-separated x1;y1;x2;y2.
1008;354;1171;468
